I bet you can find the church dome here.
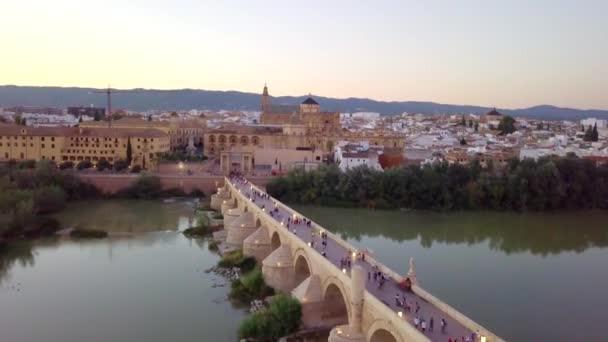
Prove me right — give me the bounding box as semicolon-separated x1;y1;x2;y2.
486;108;502;116
301;97;318;105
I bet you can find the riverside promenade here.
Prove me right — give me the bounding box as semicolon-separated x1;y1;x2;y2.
218;176;503;342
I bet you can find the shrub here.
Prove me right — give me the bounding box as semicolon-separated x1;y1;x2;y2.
96;159;111;172
212;213;223;220
59;161;74;170
76;160;93;170
18;160;36;169
130;165;142;173
119;175;162;199
33;185;67;214
229;268;274;303
113;159;129;172
183;225;209;237
25;216;62;237
237;294;301;340
208;240;219;252
70;228;108;239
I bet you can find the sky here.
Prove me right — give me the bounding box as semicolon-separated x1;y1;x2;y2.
1;0;607;109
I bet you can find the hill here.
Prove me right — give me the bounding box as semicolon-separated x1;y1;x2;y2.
0;85;606;121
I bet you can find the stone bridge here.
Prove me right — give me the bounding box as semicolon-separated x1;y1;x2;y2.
211;177;504;342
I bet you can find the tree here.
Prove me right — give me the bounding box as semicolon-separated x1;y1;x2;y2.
94;112;101;121
468;119;473;128
537;122;543;130
585;125;594;141
592;123;599;142
76;160;93;170
126;137;133;165
147;115;152;122
460;137;467;145
474;122;479;132
113;159;129;172
96;159;111;172
78;115;83;123
33;185;67;214
461;115;466;126
498;116;516;135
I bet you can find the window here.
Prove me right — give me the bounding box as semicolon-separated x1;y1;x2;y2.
51;137;55;142
42;144;45;148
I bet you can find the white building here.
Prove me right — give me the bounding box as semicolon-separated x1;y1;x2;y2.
334;141;383;171
580;118;606;129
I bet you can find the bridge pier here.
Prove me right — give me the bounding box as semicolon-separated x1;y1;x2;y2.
222;207;241;227
226;212;257;248
261;244;294;293
328;265;366;342
292;274;325;328
243;226;272;263
210;188;229;211
220;200;235;215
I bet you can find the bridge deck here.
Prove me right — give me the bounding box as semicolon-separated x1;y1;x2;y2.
231;176;480;342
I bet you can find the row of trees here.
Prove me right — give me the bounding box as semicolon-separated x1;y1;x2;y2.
583;123;600;142
266;155;608;211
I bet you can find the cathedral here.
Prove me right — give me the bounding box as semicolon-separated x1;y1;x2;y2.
259;85;340;133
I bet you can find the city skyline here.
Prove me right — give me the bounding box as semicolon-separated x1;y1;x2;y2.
1;0;607;109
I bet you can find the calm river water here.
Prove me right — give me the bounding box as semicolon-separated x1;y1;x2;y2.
293;205;608;342
0;199;245;342
2;200;607;341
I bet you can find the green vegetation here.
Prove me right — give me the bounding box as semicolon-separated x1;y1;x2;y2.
207;240;219;252
584;123;599;142
267;156;608;211
70;228;108;239
183;215;211;237
156;151;207;162
126;137;133;165
230;268;275;303
0;160;99;240
116;175;204;199
218;250;256;273
96;159;111;171
212;213;223;220
76;160;93;170
59;161;74;170
113;159;129;172
237;294;301;340
498;115;517;135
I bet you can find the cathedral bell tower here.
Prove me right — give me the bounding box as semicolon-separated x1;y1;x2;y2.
261;83;271;113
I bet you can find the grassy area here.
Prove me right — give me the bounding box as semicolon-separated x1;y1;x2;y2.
70;228;108;239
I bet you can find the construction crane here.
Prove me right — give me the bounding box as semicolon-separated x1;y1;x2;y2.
93;86;143;127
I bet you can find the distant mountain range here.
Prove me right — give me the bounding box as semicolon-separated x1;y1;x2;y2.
1;85;606;121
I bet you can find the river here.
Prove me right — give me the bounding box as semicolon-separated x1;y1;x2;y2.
2;200;607;341
0;199;245;342
293;205;608;342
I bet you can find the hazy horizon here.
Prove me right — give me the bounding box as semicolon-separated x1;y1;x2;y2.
2;0;606;109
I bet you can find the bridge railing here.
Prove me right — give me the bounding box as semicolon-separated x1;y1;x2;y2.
226;177;504;342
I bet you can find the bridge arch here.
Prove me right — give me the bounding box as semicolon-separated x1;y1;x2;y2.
293;250;312;286
270;231;281;251
322;276;351;327
367;320;403;342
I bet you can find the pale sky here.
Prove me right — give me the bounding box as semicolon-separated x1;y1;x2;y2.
1;0;607;109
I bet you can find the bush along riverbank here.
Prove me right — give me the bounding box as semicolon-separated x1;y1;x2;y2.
69;228;109;239
238;294;302;341
0;158;207;243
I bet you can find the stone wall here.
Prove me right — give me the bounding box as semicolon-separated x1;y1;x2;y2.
79;174;271;195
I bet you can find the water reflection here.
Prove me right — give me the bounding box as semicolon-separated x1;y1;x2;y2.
294;206;608;256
